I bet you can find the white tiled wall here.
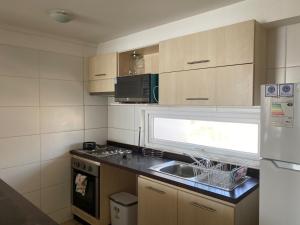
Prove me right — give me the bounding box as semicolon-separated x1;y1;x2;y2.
0;44;107;224
267;23;300;83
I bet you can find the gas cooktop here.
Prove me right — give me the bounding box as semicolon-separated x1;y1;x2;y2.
78;145;132;158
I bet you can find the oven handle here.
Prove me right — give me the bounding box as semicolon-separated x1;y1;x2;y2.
72;155;101;166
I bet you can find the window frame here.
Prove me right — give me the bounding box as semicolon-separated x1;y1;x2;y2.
144;108;261;163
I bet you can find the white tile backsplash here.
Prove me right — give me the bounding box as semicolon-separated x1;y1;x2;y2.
41;157;70;188
0;44;105;221
83;82;108;106
108;105;134;130
1;162;41;194
287;23;300;67
40;79;83;106
41;130;83;160
39;51;83;81
85;106;107;129
0;135;40;169
40;106;84;133
41;183;70;214
108;128;135;145
0;76;39;106
0;107;39;138
0;45;39;78
286;66;300;83
84;128;107;145
23;190;41;208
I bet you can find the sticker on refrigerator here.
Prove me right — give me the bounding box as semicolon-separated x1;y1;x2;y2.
279;83;294;97
271;100;294;128
265;84;278;97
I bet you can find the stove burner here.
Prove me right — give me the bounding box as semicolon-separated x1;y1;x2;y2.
81;145;132;158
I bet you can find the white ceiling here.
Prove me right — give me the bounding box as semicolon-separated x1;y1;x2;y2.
0;0;243;44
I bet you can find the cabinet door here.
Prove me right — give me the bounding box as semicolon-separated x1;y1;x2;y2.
138;177;178;225
159;36;185;73
183;30;217;70
89;53;117;80
178;191;234;225
159;69;216;105
215;64;254;106
216;20;255;66
159;31;217;73
88;78;115;93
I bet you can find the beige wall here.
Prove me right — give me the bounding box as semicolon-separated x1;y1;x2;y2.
0;29;107;224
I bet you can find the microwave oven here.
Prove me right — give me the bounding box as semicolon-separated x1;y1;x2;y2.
115;74;158;103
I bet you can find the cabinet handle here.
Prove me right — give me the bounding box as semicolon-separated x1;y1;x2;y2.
187;60;210;65
95;73;106;76
146;186;166;194
190;202;216;213
185;98;209;101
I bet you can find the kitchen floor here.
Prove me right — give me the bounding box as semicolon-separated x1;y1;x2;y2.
61;220;82;225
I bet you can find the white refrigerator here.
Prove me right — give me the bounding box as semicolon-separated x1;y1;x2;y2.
260;83;300;225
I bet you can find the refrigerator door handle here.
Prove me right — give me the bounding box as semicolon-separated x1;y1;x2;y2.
272;160;300;172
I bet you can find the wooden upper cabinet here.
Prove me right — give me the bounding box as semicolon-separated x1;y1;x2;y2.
159;20;258;74
159;30;217;73
216;20;255;66
138;177;178;225
178;190;235;225
216;64;254;106
159;69;216;105
89;52;117;80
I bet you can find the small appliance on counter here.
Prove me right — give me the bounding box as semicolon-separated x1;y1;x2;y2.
115;74;158;103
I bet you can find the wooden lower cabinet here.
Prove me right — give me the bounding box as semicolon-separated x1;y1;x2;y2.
138;176;258;225
178;191;234;225
138;176;178;225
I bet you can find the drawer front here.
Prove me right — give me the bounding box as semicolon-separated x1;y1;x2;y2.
178;191;234;225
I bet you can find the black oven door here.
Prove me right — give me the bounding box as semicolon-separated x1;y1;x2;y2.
72;168;99;218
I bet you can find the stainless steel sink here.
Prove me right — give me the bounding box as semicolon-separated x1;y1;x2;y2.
149;161;249;191
150;161;197;179
159;164;196;178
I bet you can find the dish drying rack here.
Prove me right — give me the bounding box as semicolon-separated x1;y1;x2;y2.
190;157;249;191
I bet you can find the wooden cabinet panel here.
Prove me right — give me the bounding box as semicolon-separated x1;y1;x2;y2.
159;36;185;73
159;30;217;73
88;78;115;93
216;20;255;66
138;177;178;225
215;64;254;106
178;191;234;225
89;52;117;80
183;30;217;70
159;69;216;105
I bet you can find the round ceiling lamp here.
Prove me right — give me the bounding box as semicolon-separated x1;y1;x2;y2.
49;9;73;23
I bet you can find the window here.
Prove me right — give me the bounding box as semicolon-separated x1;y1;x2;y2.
145;109;260;160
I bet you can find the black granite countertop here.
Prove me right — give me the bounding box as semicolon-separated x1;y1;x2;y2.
71;144;258;204
0;179;58;225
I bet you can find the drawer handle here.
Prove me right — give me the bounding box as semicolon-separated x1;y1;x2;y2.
186;98;209;101
146;186;166;194
95;73;106;76
190;202;216;213
187;60;210;65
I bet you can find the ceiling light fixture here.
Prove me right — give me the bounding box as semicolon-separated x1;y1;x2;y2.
49;9;73;23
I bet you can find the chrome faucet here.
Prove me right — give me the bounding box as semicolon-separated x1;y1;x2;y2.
183;152;211;168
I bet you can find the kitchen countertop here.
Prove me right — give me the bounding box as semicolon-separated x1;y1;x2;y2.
71;147;258;204
0;179;58;225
